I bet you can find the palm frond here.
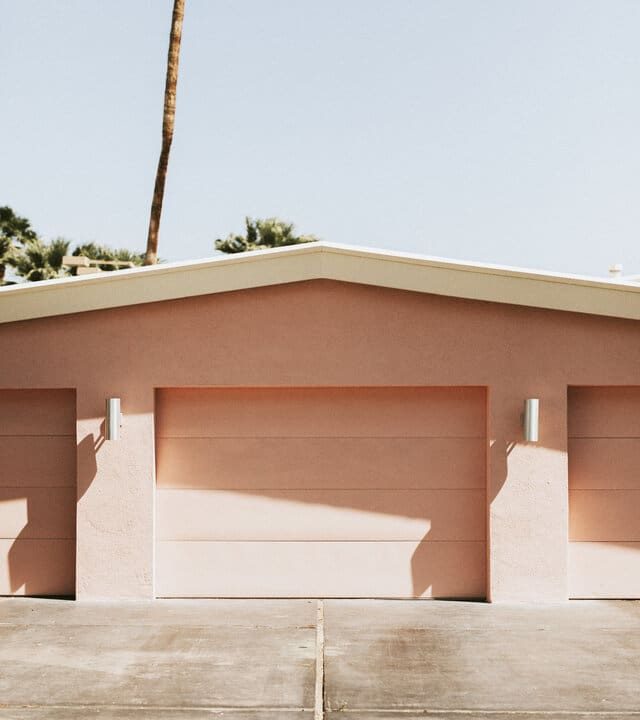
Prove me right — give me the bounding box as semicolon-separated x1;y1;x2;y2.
216;218;318;254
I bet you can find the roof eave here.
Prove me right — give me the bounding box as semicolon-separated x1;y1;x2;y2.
1;242;639;324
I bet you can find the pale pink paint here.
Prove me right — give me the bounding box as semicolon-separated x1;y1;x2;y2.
0;279;639;601
568;387;640;598
156;386;486;598
0;390;76;595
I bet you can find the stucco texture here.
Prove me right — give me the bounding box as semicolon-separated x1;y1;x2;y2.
1;279;639;600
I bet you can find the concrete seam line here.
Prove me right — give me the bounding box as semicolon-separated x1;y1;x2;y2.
315;599;325;720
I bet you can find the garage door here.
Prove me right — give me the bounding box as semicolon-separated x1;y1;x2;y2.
0;390;76;596
569;386;640;598
156;387;486;598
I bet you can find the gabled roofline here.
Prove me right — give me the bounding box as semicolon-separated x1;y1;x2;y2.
1;241;640;324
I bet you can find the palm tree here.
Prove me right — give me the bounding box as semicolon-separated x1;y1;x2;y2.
0;206;38;284
215;217;319;254
11;237;70;282
144;0;186;265
0;234;13;285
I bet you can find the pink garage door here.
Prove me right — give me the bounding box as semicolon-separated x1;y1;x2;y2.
155;387;486;598
0;390;76;596
569;387;640;598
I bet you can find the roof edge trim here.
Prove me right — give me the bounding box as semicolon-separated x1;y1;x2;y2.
1;242;639;323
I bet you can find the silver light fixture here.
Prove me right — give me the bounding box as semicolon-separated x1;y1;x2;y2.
106;398;121;441
523;398;539;442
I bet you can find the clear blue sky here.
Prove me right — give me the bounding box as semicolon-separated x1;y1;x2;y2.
2;0;639;276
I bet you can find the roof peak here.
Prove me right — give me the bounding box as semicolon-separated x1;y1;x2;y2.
1;242;639;324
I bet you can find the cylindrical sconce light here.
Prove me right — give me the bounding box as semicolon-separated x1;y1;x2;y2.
106;398;121;441
523;398;539;442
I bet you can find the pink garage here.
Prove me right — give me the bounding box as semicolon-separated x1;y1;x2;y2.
1;243;640;602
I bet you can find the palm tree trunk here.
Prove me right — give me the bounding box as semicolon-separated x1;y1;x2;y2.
144;0;185;265
0;263;5;285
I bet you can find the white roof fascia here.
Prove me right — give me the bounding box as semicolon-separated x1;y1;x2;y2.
1;242;639;324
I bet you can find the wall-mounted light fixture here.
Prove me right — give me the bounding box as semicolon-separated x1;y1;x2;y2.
523;398;539;443
106;398;121;441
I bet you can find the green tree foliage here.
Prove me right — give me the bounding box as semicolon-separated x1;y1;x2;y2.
72;242;145;273
11;237;71;282
215;217;318;254
0;234;14;284
0;205;146;283
0;206;38;245
0;206;39;284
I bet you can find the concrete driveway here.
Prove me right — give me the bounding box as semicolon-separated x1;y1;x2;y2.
1;599;640;719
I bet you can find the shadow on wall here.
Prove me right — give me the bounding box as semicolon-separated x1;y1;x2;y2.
1;394;102;597
1;385;590;599
77;427;102;500
153;386;520;599
4;432;102;598
409;442;519;597
0;389;79;596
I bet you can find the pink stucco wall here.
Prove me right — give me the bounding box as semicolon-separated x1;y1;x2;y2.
1;279;639;600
